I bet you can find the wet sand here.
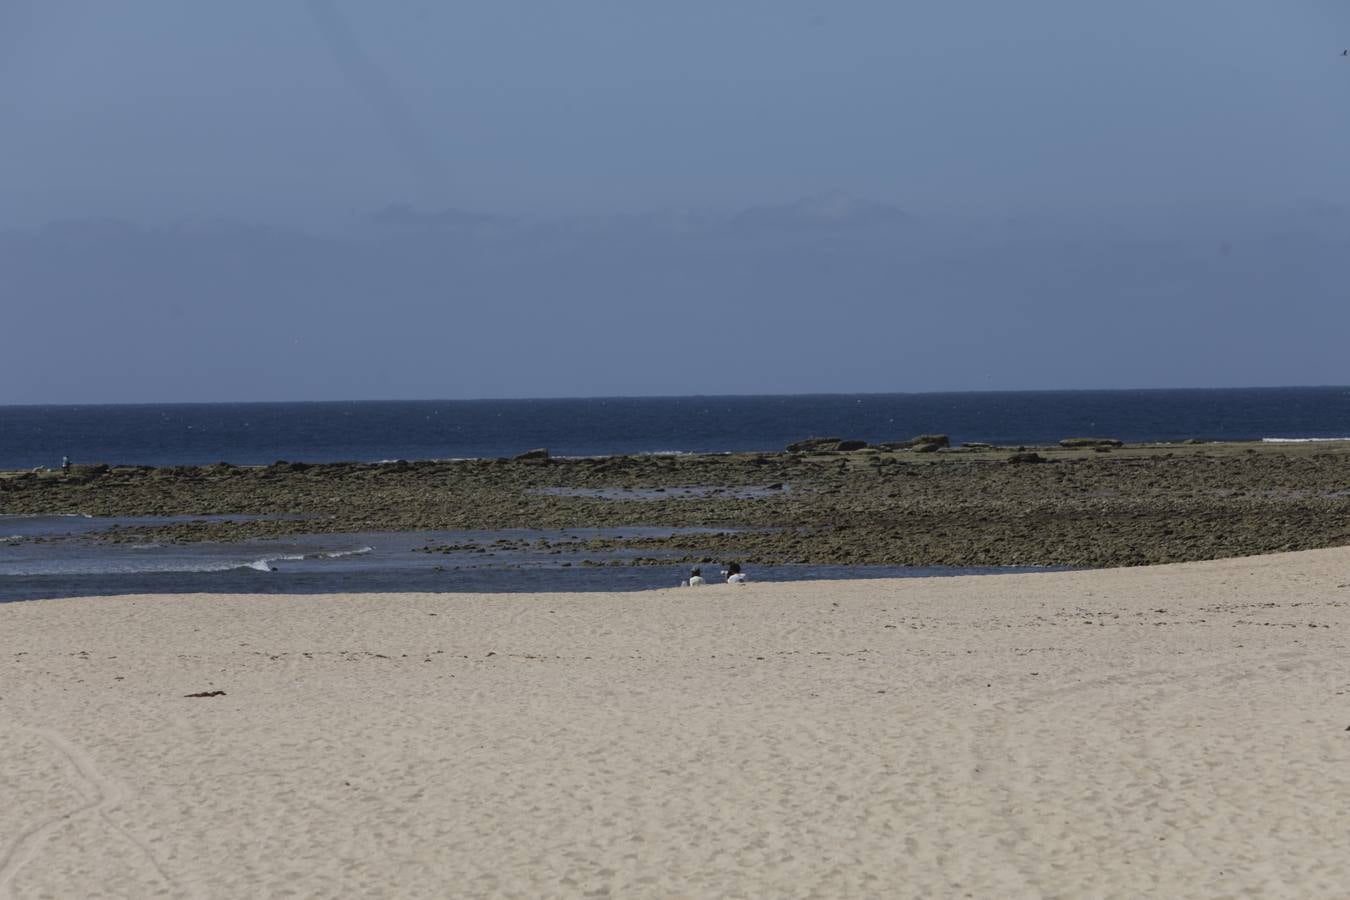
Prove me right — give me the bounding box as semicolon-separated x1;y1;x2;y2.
3;548;1349;897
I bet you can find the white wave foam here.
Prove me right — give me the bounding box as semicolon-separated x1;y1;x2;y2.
195;552;307;573
1;548;378;578
4;554;294;576
173;553;306;574
304;546;374;560
0;513;94;520
1262;437;1350;443
255;553;305;567
329;546;374;559
163;553;304;574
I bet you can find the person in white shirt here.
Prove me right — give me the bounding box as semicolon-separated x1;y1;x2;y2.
723;561;748;584
686;567;706;586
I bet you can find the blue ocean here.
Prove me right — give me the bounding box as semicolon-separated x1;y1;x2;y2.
2;387;1347;601
3;387;1349;470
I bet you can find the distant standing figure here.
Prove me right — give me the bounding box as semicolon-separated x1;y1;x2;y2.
61;456;70;473
687;567;706;587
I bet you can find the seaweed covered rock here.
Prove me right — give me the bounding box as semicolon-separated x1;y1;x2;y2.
786;437;839;452
1059;437;1123;448
64;463;110;482
879;434;950;450
786;437;843;452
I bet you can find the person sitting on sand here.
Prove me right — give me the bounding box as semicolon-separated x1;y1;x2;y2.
723;562;747;584
686;567;706;587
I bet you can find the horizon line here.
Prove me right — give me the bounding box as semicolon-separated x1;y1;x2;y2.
3;384;1348;410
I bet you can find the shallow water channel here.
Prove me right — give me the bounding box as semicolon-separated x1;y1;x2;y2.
0;514;1064;602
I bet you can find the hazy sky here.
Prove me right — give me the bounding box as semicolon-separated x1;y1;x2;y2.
1;2;1348;403
3;0;1348;225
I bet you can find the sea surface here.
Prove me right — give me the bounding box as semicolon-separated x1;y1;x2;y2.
3;387;1349;470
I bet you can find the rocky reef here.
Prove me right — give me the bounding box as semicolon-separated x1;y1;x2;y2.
3;440;1349;569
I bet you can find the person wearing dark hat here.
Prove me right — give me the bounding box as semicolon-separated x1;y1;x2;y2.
686;567;706;587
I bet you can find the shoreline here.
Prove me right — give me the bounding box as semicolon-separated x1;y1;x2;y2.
6;435;1348;473
3;548;1348;895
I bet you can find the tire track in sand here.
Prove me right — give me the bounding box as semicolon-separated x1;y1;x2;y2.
0;727;197;899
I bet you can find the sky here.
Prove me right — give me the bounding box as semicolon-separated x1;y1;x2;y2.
1;1;1348;402
3;0;1348;223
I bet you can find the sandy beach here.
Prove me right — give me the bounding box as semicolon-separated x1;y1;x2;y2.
3;549;1349;898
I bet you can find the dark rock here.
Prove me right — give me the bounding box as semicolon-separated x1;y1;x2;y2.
786;437;843;452
836;440;869;452
184;690;227;698
64;463;110;482
513;448;550;461
911;442;943;454
1058;437;1123;448
1007;452;1046;464
879;434;950;450
7;429;1343;574
961;442;993;449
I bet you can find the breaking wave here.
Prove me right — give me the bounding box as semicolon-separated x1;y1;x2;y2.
1261;437;1350;443
0;550;368;578
303;546;374;560
240;554;305;572
7;557;293;577
0;513;93;520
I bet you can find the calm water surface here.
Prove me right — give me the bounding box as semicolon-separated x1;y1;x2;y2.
3;387;1348;469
